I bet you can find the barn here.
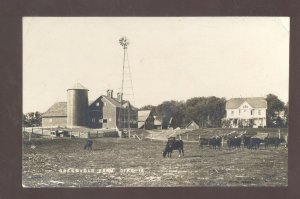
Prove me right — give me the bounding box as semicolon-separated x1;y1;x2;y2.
41;83;137;129
42;102;67;128
138;110;154;129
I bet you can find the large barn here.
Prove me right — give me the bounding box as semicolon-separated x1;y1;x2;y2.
42;83;138;129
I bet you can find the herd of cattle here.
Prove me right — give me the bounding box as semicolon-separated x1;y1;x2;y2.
163;132;287;158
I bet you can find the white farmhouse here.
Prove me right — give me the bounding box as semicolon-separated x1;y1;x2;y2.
225;97;267;128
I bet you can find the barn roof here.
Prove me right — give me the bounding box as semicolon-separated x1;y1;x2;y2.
42;102;67;117
89;95;137;110
138;110;152;122
186;120;200;127
226;97;267;109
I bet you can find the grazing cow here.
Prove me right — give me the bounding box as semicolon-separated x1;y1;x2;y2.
227;137;242;149
84;139;93;150
209;136;222;150
264;137;281;149
163;137;184;158
84;132;93;151
243;136;262;150
199;138;210;149
199;136;222;150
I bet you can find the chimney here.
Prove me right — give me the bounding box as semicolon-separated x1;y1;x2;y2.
107;89;113;98
117;92;123;102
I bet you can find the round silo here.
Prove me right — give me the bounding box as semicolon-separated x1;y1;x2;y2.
67;83;89;128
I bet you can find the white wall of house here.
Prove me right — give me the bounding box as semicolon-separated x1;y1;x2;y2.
226;101;266;128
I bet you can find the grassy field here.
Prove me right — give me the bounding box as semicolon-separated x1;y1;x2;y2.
22;135;288;187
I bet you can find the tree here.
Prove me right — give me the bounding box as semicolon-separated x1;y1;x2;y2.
266;94;285;128
156;100;185;129
23;111;42;127
283;101;289;127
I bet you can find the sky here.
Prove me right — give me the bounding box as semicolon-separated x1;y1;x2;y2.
23;17;289;113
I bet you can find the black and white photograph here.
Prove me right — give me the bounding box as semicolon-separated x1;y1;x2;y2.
22;17;289;187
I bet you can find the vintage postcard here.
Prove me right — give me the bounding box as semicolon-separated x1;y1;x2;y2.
22;17;289;187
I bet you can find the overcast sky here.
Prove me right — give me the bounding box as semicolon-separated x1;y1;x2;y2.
23;17;289;113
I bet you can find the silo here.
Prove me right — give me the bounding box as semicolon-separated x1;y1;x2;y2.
67;83;89;128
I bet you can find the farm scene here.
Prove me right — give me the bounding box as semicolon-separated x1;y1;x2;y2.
23;18;289;187
22;127;288;187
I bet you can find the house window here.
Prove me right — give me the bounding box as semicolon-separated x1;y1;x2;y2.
103;119;107;123
96;102;99;106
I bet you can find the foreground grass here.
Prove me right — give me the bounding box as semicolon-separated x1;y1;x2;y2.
22;138;287;187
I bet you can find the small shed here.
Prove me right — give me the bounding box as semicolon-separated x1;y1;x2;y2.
185;120;200;130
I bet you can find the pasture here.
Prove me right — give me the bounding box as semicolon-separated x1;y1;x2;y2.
22;133;288;187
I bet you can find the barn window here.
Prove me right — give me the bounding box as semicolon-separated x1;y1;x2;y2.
103;119;107;123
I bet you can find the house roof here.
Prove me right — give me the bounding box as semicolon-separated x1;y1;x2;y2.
67;82;88;90
138;110;152;122
42;102;67;117
226;97;267;109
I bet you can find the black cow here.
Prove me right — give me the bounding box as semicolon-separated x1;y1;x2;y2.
199;138;210;149
84;133;93;151
243;136;262;150
264;137;281;149
199;136;222;150
227;137;242;149
209;136;222;150
163;137;184;158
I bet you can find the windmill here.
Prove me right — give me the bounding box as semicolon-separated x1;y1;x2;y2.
118;37;135;138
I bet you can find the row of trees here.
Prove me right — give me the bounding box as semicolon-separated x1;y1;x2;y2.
23;112;42;127
140;94;288;129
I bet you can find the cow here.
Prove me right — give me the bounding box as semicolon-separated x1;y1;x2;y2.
243;136;263;150
209;136;222;150
163;137;184;158
84;132;93;151
227;136;242;149
199;136;222;150
199;138;210;149
264;137;281;149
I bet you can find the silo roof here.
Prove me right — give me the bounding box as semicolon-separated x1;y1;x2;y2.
67;82;89;90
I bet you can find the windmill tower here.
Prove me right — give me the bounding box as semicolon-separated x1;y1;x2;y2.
119;37;135;106
118;37;135;137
